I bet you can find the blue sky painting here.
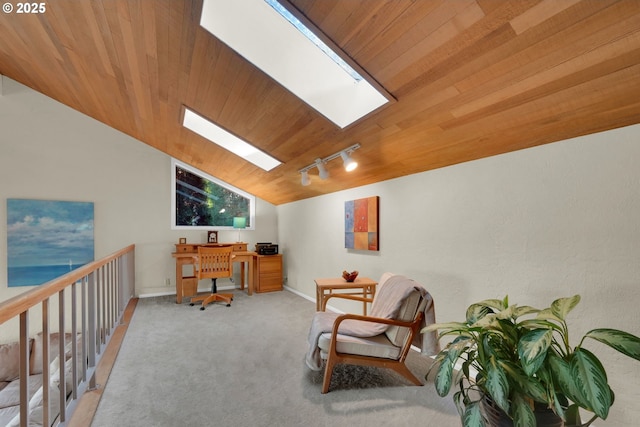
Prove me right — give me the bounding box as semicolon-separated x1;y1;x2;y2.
7;198;94;287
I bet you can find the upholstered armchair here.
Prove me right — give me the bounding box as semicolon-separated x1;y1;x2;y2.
306;273;439;393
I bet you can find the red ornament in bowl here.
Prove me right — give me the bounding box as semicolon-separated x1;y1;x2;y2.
342;270;359;282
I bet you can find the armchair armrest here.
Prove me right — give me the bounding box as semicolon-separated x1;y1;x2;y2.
331;313;417;333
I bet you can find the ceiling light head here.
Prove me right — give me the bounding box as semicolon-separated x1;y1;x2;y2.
298;143;360;185
340;151;358;172
301;170;311;186
315;158;330;180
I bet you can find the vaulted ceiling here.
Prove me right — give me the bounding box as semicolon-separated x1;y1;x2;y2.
1;0;639;205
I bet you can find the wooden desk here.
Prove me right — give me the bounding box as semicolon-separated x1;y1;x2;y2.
172;243;256;303
314;277;377;315
231;251;257;295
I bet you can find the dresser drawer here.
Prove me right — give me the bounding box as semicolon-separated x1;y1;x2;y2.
254;254;283;293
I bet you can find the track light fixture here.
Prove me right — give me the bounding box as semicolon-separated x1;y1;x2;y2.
340;151;357;172
300;170;311;186
298;143;360;186
315;158;330;180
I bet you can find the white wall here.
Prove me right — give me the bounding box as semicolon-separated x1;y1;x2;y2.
278;124;640;426
0;77;278;340
2;75;639;424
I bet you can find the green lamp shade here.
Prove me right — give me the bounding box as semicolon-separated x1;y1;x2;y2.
233;217;246;229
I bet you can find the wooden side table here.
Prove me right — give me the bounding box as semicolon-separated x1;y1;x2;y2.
314;277;377;315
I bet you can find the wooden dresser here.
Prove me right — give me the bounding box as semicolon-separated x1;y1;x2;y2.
253;254;283;293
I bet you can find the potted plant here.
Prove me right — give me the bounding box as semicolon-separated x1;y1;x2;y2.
423;295;640;427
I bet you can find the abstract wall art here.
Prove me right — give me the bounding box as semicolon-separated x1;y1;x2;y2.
7;198;94;287
345;196;379;251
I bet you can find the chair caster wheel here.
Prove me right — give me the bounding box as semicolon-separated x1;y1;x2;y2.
200;307;205;311
226;304;231;307
190;303;195;306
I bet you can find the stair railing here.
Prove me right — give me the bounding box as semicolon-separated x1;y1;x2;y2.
0;244;135;427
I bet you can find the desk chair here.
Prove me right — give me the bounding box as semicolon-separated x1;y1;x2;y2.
189;245;234;310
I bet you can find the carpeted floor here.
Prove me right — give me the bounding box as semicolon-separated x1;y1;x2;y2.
91;290;459;426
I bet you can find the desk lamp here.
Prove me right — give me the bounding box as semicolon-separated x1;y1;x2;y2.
233;216;246;242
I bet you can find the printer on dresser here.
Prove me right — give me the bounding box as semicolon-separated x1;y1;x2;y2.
253;243;283;293
255;242;279;255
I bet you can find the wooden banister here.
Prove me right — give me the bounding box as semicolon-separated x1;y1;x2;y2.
0;245;134;325
0;244;135;427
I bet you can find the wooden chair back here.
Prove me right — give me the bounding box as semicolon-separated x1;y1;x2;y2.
196;245;233;280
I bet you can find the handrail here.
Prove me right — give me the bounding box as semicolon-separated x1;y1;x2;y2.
0;245;135;325
0;244;135;427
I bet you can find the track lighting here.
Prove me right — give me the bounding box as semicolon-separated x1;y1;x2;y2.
315;158;330;180
298;143;360;186
300;170;311;186
340;151;357;172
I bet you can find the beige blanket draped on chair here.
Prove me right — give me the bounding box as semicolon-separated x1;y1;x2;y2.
305;275;439;371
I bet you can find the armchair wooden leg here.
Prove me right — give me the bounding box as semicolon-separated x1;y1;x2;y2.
392;363;423;386
322;358;337;394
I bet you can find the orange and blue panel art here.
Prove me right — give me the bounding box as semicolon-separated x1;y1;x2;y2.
345;196;379;251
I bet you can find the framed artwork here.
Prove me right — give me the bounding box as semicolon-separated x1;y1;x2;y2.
207;231;218;243
345;196;379;251
179;237;187;244
7;198;94;287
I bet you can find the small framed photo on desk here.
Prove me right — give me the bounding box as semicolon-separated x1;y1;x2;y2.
207;231;218;243
178;237;186;244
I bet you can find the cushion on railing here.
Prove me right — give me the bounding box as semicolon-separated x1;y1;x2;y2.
0;406;19;427
0;374;43;410
0;341;29;382
6;354;69;427
29;332;79;375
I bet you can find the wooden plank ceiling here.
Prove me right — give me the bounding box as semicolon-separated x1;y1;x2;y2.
1;0;639;205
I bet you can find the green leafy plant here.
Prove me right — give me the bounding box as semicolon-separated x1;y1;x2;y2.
423;295;640;427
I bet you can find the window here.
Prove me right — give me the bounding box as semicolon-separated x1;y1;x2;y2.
171;159;255;230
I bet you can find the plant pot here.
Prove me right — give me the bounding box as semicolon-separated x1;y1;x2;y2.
482;397;564;427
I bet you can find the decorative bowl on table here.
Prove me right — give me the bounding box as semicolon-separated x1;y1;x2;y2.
342;270;359;282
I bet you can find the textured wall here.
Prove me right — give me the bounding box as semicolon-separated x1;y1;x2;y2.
278;124;640;426
0;77;278;339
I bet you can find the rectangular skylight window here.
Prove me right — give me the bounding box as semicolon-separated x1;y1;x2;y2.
200;0;391;129
264;0;363;82
182;108;282;171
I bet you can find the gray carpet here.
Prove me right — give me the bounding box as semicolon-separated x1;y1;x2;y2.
91;290;459;426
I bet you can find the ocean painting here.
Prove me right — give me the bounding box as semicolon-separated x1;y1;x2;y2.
7;199;94;287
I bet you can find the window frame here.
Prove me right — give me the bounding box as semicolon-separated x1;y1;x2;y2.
171;158;256;230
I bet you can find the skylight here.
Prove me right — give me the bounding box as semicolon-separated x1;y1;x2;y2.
182;108;282;171
199;0;391;128
264;0;363;82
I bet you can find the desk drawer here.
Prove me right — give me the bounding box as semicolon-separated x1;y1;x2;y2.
231;243;247;252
